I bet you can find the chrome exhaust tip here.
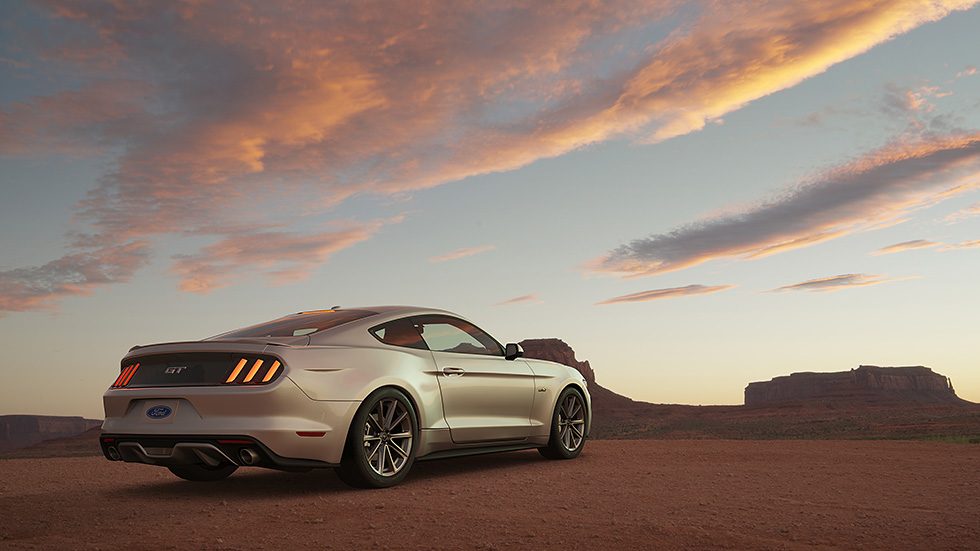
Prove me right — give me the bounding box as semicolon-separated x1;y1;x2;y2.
238;448;260;465
107;447;121;461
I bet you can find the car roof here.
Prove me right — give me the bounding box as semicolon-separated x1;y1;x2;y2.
294;305;457;317
295;306;474;345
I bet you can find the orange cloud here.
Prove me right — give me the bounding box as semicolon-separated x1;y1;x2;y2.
772;273;913;293
590;134;980;277
19;1;975;236
429;245;496;263
873;239;943;255
1;0;975;312
598;284;733;305
947;239;980;249
617;1;976;143
171;223;386;293
872;237;980;254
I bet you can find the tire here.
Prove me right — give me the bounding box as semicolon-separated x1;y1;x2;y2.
336;388;418;488
167;463;238;482
538;387;588;460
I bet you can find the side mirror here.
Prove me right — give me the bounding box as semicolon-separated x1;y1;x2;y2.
504;343;524;360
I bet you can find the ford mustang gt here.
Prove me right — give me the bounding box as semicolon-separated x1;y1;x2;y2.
100;306;591;488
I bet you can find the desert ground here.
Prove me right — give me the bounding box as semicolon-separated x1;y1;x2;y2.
1;440;978;550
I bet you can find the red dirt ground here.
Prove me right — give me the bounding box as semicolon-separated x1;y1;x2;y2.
1;440;978;550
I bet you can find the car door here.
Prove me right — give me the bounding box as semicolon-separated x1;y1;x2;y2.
414;315;535;444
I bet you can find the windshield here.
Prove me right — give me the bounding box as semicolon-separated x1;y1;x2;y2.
212;309;377;339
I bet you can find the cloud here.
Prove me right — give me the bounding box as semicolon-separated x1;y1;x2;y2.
944;202;980;223
947;239;980;249
171;222;385;293
873;237;980;254
617;1;977;143
882;85;946;116
495;294;541;306
1;0;975;312
0;242;149;312
429;245;496;263
872;239;943;255
956;66;977;78
597;284;733;305
590;133;980;277
0;81;153;156
772;273;912;293
880;83;961;134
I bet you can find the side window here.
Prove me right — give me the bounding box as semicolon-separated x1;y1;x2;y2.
370;318;428;350
414;315;503;356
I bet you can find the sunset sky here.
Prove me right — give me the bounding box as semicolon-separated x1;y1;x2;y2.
2;1;979;418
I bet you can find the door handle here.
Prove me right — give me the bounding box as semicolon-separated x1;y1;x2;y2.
442;367;465;377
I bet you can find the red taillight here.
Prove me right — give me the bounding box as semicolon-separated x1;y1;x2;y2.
111;368;128;387
224;357;283;385
111;363;140;388
122;363;139;385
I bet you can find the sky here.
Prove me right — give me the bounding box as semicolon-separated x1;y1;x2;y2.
1;0;979;419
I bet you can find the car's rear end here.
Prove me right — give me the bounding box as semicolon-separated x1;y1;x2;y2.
100;337;359;474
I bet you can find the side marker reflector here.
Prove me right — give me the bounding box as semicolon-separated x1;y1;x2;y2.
296;431;326;438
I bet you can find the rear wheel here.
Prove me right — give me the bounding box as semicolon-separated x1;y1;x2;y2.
167;463;238;482
336;388;418;488
539;387;587;460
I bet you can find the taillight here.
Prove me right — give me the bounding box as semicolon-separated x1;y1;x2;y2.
111;363;140;388
224;357;283;385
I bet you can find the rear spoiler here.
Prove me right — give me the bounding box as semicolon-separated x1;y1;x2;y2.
128;336;309;352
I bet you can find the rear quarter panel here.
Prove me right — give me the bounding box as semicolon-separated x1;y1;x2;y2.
281;345;447;430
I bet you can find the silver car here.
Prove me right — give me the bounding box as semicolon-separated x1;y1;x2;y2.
100;306;591;487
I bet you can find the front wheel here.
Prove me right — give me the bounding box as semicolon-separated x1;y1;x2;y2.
539;387;587;460
167;463;238;481
336;388;418;488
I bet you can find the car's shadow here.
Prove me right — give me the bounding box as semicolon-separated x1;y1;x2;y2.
109;449;551;498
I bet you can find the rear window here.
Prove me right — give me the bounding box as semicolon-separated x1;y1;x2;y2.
214;309;377;339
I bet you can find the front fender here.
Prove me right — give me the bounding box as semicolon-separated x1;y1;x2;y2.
523;359;591;439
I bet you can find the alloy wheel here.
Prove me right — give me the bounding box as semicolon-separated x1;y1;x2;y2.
362;398;413;477
557;393;586;452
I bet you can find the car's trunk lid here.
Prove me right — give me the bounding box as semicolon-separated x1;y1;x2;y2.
116;339;301;388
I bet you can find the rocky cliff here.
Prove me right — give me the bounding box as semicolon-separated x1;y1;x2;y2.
744;365;964;407
0;415;102;452
517;341;977;439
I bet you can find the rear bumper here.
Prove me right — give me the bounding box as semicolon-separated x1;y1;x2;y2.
101;377;359;464
99;434;336;469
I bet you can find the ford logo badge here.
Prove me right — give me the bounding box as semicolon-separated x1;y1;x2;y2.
146;405;173;419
